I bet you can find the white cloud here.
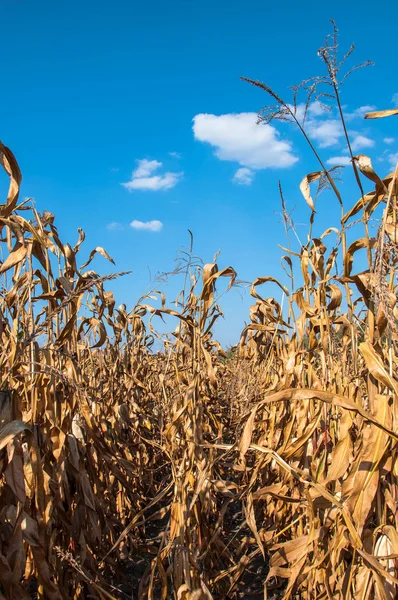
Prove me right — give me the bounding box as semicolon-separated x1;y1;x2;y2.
130;220;163;232
353;105;376;118
169;151;182;159
326;156;352;166
351;135;375;152
122;159;183;192
388;153;398;169
132;159;162;178
384;137;395;145
392;93;398;106
306;118;344;148
345;105;376;121
107;222;124;231
123;172;182;191
304;105;375;149
287;103;306;122
232;167;254;185
308;101;328;117
193;112;298;169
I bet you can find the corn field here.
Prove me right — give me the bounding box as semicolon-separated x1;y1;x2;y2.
1;24;398;600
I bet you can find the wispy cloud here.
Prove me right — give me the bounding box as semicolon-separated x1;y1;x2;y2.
388;153;398;169
384;137;395;145
130;219;163;232
122;159;183;192
345;105;376;121
169;151;182;159
326;156;352;166
392;93;398;106
232;167;254;185
193;112;298;170
351;134;375;152
107;222;124;231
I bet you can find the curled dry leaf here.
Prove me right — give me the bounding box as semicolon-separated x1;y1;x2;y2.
352;154;387;193
81;246;115;269
0;242;28;275
299;171;323;212
0;420;31;451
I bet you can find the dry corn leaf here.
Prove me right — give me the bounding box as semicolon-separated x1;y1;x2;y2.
299;171;323;212
359;342;398;396
365;108;398;119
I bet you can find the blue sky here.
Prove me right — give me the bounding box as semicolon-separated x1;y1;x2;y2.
1;0;398;345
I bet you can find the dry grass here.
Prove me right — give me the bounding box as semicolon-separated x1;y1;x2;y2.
1;23;398;600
